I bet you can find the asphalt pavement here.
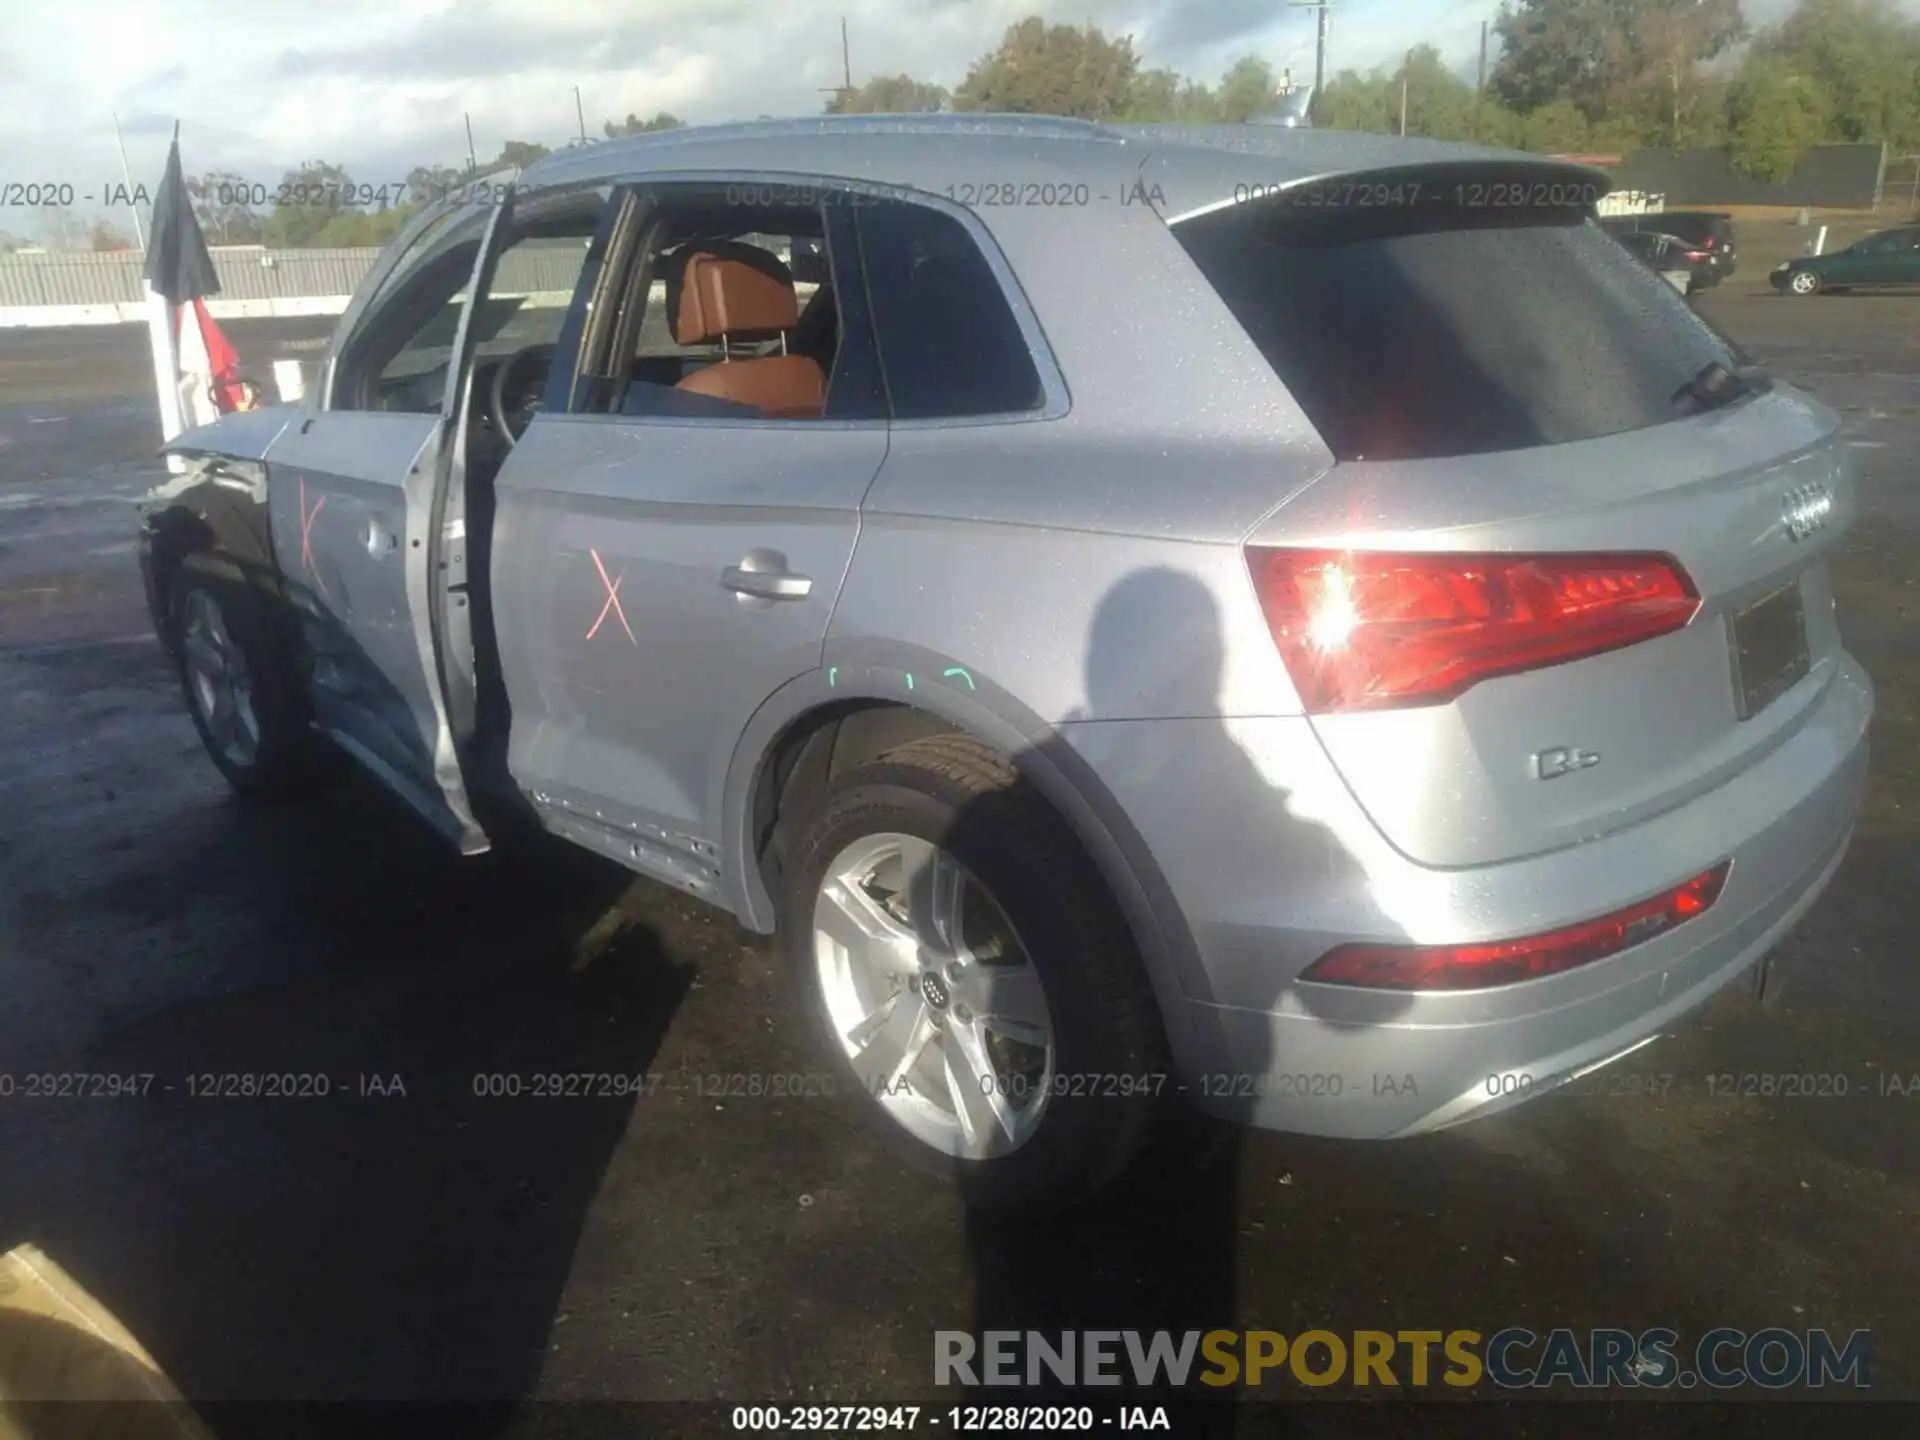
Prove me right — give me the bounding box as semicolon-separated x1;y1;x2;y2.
0;285;1916;1437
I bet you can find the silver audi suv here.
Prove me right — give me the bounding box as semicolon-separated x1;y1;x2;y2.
143;117;1872;1210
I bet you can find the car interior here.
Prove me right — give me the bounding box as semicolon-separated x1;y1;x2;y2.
580;201;842;424
338;193;847;475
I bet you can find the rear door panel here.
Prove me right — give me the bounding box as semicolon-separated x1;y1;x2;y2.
491;418;884;897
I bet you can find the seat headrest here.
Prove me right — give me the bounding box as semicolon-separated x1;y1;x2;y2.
667;241;800;345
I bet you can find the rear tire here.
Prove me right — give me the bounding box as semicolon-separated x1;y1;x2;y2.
167;560;322;800
780;734;1169;1213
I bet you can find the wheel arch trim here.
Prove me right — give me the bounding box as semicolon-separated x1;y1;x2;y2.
716;656;1216;1077
141;469;282;650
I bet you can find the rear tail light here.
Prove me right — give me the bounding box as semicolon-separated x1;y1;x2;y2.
1701;235;1717;249
1301;863;1731;990
1683;249;1709;263
1246;549;1700;713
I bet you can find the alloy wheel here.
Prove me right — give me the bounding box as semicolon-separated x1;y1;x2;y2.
180;588;261;769
812;832;1056;1159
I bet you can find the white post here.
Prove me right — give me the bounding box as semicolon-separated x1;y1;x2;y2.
1813;224;1829;256
146;283;187;472
272;358;306;403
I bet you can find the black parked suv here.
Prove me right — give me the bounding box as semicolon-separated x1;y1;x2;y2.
1600;211;1737;282
1610;229;1719;294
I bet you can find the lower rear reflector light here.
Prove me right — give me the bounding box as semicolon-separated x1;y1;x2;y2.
1301;862;1732;991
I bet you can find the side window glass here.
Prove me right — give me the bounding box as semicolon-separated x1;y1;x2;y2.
462;189;608;440
574;182;882;425
472;228;596;358
332;207;488;413
855;200;1043;419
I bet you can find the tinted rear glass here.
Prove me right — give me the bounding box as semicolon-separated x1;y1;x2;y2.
855;199;1043;419
1174;194;1741;461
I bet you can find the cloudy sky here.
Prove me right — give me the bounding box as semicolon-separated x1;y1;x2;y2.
0;0;1883;238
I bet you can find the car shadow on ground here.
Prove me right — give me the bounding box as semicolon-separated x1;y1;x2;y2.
953;566;1411;1434
0;753;693;1439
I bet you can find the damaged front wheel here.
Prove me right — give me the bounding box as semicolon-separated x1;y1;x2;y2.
168;560;322;800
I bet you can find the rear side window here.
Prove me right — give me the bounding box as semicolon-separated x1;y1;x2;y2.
1173;191;1742;462
855;200;1042;419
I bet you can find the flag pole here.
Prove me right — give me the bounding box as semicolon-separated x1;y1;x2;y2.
144;122;187;465
112;112;147;250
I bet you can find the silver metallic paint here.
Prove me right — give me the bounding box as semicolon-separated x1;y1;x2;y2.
147;118;1875;1144
489;412;886;890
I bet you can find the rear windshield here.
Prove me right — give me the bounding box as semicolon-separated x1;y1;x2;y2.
1173;191;1742;461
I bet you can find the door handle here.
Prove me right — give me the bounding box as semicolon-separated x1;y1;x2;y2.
722;552;812;602
364;515;400;556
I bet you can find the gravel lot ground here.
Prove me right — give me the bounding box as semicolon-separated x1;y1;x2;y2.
0;282;1915;1438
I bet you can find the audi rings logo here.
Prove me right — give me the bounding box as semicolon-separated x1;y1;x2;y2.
1781;482;1833;542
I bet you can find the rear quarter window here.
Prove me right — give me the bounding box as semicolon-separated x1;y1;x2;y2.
1173;192;1741;461
854;199;1043;420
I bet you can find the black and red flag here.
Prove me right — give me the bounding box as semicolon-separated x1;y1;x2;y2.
144;125;252;422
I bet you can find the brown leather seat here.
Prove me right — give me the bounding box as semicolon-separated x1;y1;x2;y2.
669;244;826;420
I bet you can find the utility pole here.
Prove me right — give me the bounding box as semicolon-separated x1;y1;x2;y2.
1474;20;1488;141
1288;0;1332;125
464;113;478;175
819;16;855;111
574;86;588;145
1399;48;1410;135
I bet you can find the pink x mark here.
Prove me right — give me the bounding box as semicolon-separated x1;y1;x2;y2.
299;477;330;600
587;547;635;644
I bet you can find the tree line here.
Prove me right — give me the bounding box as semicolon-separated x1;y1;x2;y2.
5;0;1914;253
1386;0;1918;180
837;1;1917;181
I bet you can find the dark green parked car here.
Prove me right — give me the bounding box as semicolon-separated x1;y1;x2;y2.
1771;225;1920;295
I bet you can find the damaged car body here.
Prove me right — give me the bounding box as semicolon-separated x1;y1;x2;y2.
140;116;1873;1210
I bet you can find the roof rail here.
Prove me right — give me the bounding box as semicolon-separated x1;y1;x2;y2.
521;113;1128;178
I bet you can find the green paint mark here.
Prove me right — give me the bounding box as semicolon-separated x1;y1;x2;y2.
827;666;837;687
942;666;976;691
904;673;915;690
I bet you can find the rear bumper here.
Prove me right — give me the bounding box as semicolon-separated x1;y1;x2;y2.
1060;652;1873;1138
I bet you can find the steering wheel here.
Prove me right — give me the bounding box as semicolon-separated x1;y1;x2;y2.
487;343;556;446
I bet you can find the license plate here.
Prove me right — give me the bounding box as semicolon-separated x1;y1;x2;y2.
1728;581;1810;720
